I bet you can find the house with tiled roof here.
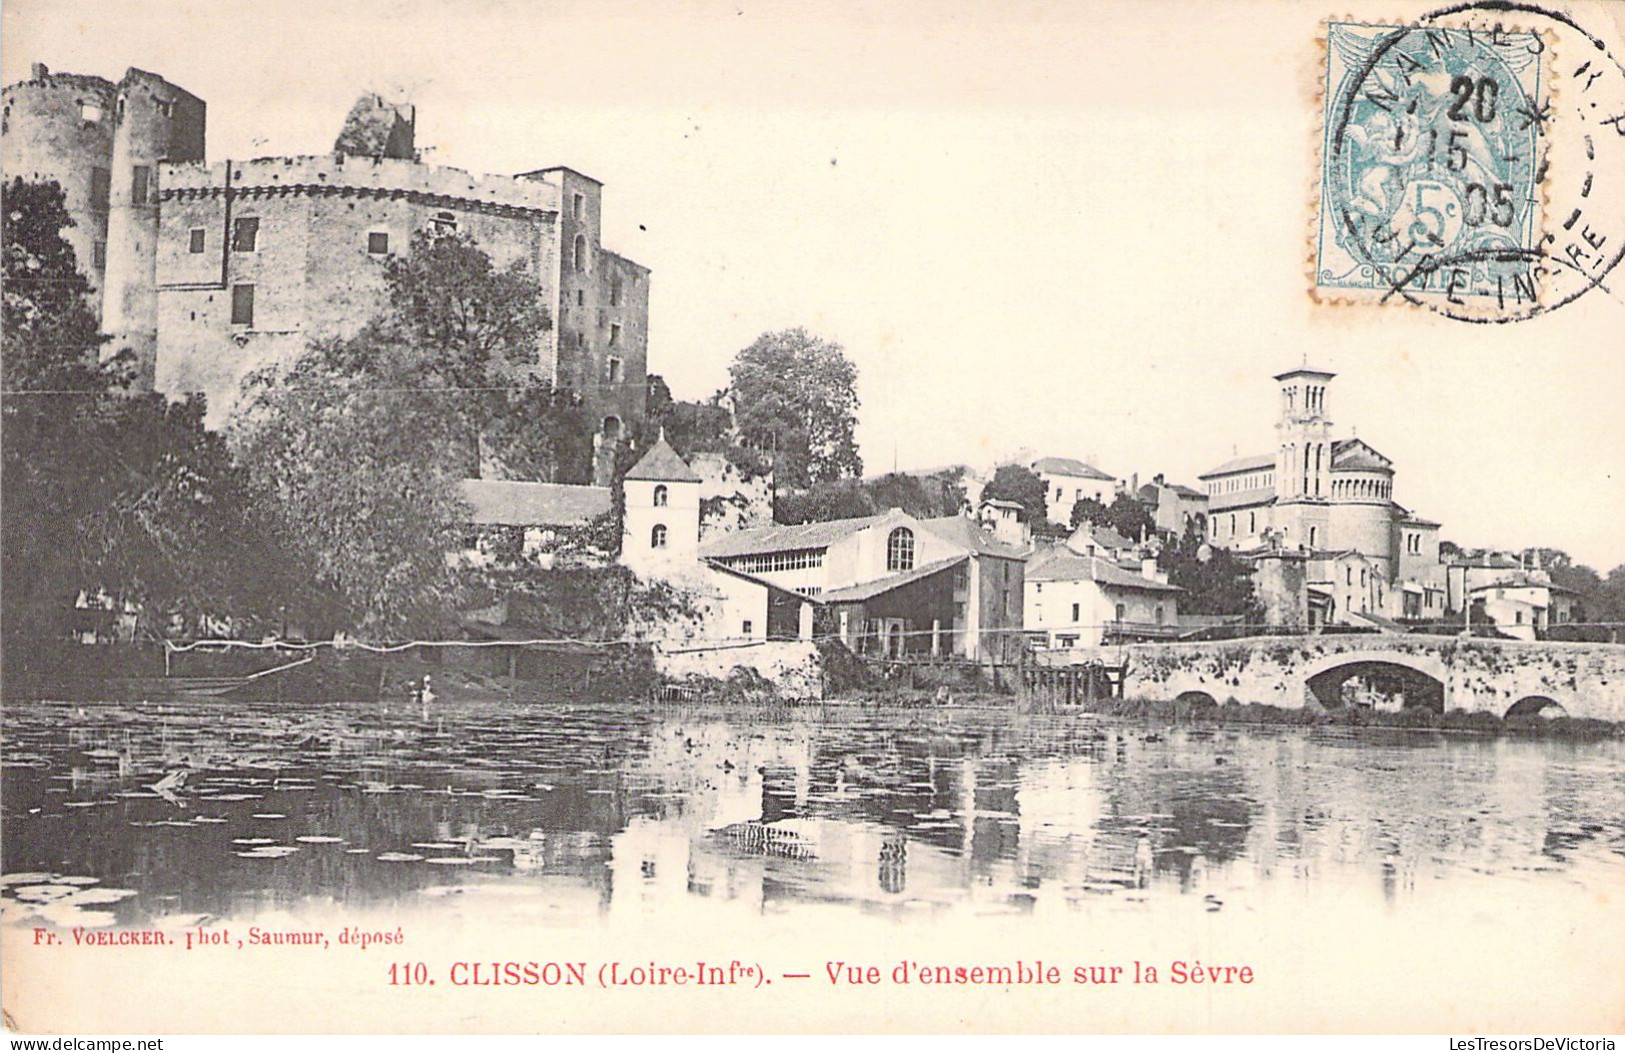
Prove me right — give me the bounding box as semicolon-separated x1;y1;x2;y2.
1023;543;1182;648
454;478;613;567
695;503;1028;660
1197;364;1447;626
1136;472;1210;537
1029;456;1121;527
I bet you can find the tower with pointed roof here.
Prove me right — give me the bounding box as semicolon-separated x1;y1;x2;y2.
620;431;702;576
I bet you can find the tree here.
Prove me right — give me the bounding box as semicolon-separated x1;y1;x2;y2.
2;179;257;647
728;328;861;489
980;464;1048;524
350;229;590;482
1105;492;1156;543
1070;497;1111;531
1158;523;1261;619
230;352;470;636
776;469;968;525
228;230;578;634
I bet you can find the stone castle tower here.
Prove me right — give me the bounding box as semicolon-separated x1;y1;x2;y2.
2;63;205;386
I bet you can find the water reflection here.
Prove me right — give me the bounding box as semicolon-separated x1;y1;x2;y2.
2;699;1621;930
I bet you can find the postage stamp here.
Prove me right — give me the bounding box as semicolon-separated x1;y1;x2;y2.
1313;19;1552;312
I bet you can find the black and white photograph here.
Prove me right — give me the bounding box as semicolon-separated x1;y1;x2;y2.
2;0;1623;1038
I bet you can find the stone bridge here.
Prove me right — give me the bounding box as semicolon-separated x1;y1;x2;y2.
1045;635;1625;721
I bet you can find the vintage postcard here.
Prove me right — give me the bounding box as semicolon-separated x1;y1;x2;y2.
2;0;1623;1038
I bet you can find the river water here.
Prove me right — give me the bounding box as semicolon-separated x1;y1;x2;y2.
3;697;1624;1032
3;696;1621;928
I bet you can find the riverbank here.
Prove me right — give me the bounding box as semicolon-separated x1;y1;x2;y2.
1053;695;1624;740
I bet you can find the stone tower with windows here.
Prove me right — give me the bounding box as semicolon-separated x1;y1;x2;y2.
620;433;701;578
1273;366;1335;550
1;64;204;386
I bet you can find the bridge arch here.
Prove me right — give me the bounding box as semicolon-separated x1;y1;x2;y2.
1505;695;1568;720
1302;650;1447;712
1175;690;1218;708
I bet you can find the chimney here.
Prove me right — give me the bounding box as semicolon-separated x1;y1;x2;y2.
31;63;49;80
1130;472;1139;493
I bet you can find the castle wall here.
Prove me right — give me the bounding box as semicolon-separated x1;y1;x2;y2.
155;155;562;421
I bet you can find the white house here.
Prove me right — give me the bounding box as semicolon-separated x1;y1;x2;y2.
1031;456;1120;527
1023;545;1182;648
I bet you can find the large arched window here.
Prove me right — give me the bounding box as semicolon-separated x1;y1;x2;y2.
653;484;668;507
650;524;668;549
886;527;914;572
573;233;588;273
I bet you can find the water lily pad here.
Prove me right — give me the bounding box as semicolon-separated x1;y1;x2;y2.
12;884;78;902
56;876;101;885
375;852;424;863
0;873;55;887
232;838;275;846
250;813;286;820
295;836;344;844
410;842;458;850
64;887;137;906
235;846;299;859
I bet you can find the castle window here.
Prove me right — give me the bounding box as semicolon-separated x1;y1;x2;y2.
573;233;588;273
131;166;151;205
650;524;668;549
572;192;585;219
576;289;584;306
80;102;102;123
367;231;389;255
90;168;110;210
607;357;623;384
232;217;258;252
429;211;457;235
189;228;206;254
1248;511;1256;534
1346;567;1353;586
1071;603;1080;621
92;241;106;269
609;323;621;347
653;485;668;508
886;527;915;572
230;283;255;326
742;619;753;636
611;276;623;307
1309;525;1317;548
1155;605;1165;624
1115;603;1126;622
157;100;174;118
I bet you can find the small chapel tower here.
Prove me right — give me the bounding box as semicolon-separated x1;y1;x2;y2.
620;431;702;577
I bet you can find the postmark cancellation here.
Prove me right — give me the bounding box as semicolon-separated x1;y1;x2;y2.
1313;18;1552;314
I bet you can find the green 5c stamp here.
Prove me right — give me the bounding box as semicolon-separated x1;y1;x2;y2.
1316;20;1550;311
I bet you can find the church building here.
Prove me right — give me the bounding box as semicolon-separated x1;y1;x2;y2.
1199;366;1447;625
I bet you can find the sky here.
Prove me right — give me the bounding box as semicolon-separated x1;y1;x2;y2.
5;0;1623;569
